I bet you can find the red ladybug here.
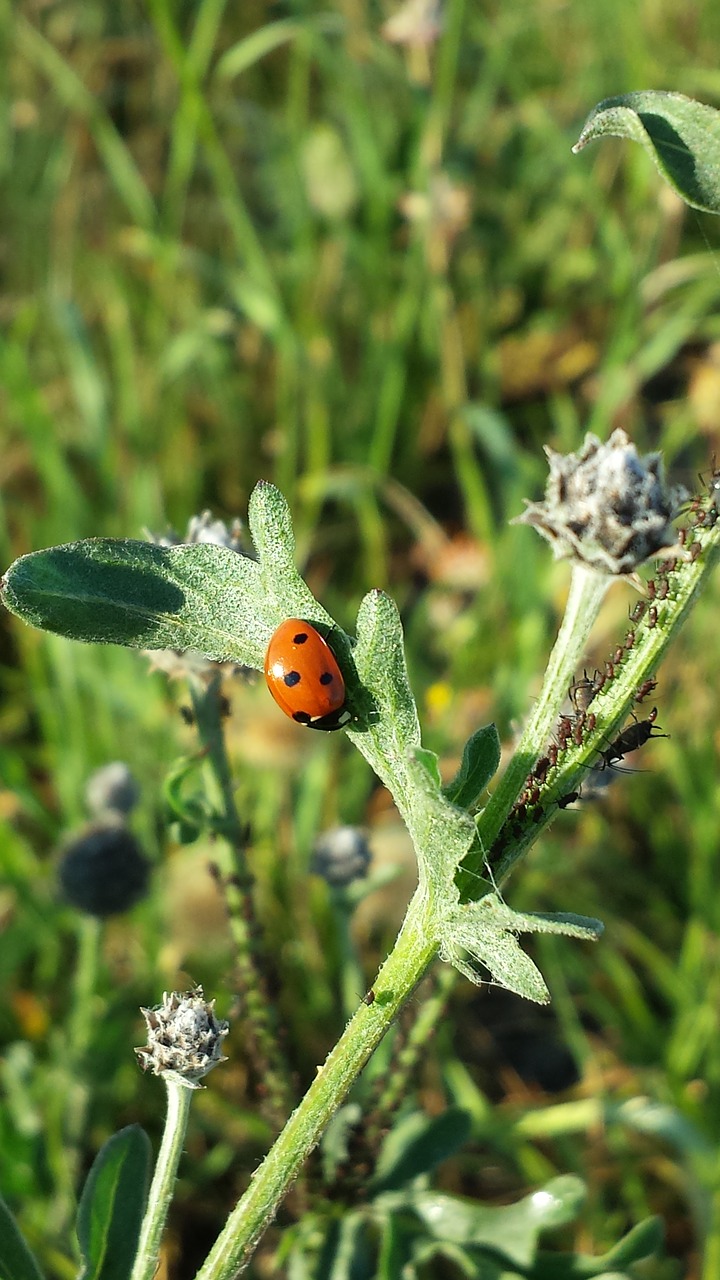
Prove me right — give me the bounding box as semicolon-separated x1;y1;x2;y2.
264;619;351;731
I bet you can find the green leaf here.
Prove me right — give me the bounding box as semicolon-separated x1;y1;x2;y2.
372;1108;472;1194
76;1125;152;1280
406;750;477;902
0;1194;45;1280
320;1104;363;1184
381;1175;586;1270
1;539;266;665
248;482;336;632
316;1213;376;1280
443;725;501;811
573;91;720;214
442;895;603;1002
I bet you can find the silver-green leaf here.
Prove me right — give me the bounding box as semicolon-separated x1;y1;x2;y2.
573;91;720;215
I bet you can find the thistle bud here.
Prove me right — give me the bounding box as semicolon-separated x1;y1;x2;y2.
58;820;150;917
514;429;685;575
135;988;229;1088
84;762;140;819
312;826;372;888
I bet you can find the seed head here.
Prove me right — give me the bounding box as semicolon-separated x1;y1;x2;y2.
84;762;140;819
58;819;150;917
514;430;685;575
135;988;229;1089
312;826;372;888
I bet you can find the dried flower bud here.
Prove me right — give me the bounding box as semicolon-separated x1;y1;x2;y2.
147;510;248;554
312;826;372;888
58;820;150;917
514;429;685;575
135;988;229;1088
84;762;140;819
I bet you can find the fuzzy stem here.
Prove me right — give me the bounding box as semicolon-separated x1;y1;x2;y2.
189;675;293;1127
193;893;437;1280
131;1079;194;1280
475;564;610;855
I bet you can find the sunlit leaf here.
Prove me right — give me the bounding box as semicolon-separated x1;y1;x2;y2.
574;91;720;214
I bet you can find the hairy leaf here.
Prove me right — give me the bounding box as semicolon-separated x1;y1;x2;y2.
574;91;720;214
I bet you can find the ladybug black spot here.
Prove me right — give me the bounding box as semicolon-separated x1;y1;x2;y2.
292;710;312;724
292;631;309;644
283;670;301;687
319;671;333;686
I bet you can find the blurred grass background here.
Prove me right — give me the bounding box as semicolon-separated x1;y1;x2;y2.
3;0;720;1275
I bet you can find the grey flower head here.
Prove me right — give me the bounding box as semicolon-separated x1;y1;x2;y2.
312;826;372;888
84;762;140;819
147;510;248;554
514;430;686;576
58;819;150;917
136;988;229;1089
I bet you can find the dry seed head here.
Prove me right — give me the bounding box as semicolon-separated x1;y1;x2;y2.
514;430;685;575
136;988;229;1089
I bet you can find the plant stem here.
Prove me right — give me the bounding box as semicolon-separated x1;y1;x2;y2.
131;1079;194;1280
476;564;610;855
189;675;294;1128
193;893;437;1280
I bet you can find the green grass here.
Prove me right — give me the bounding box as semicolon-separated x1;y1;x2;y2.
3;0;720;1275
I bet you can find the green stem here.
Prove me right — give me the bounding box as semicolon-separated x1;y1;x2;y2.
476;564;610;857
131;1079;194;1280
193;894;437;1280
189;675;294;1127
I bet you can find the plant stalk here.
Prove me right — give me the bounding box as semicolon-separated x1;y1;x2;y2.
131;1079;194;1280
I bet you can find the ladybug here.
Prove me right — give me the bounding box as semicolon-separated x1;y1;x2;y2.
264;619;351;731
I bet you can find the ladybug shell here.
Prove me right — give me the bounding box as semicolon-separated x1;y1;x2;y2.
264;619;349;731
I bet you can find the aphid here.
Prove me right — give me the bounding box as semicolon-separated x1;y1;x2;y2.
604;660;615;680
591;669;606;696
533;755;551;784
646;579;657;601
547;743;559;768
585;712;596;734
573;715;585;747
677;528;687;548
557;716;573;750
613;646;624;666
656;579;669;601
601;707;667;769
557;789;581;809
647;607;658;628
363;989;376;1006
264;619;350;730
629;601;646;624
635;678;657;704
689;540;702;563
625;630;635;651
569;675;595;715
527;784;541;807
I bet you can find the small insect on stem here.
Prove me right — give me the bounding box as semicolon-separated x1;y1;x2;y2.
635;678;657;704
557;789;582;809
600;707;668;769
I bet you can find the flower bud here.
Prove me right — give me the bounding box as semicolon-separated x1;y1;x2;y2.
135;988;228;1088
84;762;140;819
312;826;372;888
58;820;150;917
514;429;685;575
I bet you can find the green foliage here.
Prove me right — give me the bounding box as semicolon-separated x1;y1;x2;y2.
574;92;720;214
0;1196;44;1280
4;0;720;1274
76;1126;152;1280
